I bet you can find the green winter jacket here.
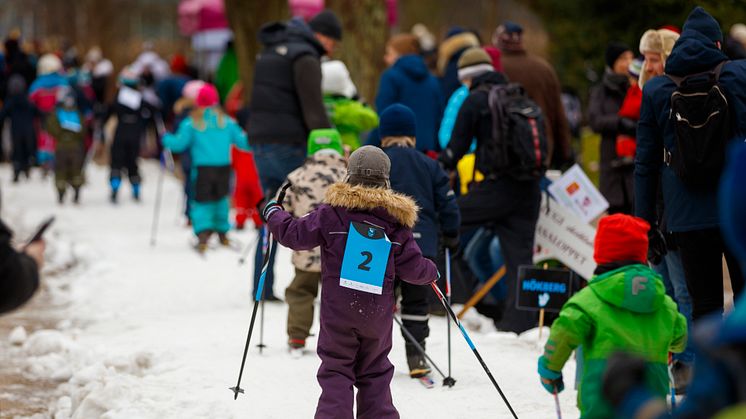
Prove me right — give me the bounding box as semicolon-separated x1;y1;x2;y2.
215;47;238;103
542;264;687;419
46;108;84;152
324;95;378;150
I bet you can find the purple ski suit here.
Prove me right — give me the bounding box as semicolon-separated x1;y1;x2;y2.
267;182;438;419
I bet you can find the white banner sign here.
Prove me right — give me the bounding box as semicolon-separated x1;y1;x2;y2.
548;164;608;223
533;194;597;280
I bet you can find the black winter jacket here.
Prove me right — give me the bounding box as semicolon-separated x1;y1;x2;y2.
439;71;509;177
588;70;634;211
108;91;155;144
385;146;460;257
247;20;330;146
0;220;39;314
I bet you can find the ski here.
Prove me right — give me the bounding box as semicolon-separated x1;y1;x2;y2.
417;375;435;389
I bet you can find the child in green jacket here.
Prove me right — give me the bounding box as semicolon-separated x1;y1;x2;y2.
321;60;378;150
538;213;687;419
47;88;85;204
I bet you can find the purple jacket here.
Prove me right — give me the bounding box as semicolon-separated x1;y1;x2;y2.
268;182;437;417
267;182;438;320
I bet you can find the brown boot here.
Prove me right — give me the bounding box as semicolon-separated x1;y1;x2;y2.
197;231;211;253
218;232;230;246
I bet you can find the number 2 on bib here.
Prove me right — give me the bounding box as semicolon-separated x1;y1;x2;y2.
340;222;392;295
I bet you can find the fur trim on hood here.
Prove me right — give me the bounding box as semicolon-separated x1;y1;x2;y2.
324;182;419;228
437;32;480;75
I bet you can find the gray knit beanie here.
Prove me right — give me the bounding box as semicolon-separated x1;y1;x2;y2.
346;146;390;188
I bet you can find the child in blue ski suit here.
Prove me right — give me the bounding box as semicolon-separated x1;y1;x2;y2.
163;83;249;252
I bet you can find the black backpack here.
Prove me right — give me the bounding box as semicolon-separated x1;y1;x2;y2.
666;61;732;189
479;83;548;181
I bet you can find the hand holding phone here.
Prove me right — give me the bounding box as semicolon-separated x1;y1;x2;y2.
23;216;55;251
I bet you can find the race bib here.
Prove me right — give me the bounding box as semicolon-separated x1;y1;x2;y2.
340;222;392;295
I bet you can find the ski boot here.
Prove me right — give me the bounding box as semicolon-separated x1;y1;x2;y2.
73;187;81;204
110;178;121;204
288;338;305;359
132;183;141;202
406;342;432;378
57;188;66;205
196;231;211;254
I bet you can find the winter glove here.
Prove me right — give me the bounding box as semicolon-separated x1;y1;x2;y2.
617;117;638;137
648;227;668;265
602;352;649;409
262;200;283;222
537;356;564;394
442;232;460;253
438;149;456;172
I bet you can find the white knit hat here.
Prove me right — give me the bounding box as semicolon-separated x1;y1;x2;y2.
321;60;357;98
37;54;62;76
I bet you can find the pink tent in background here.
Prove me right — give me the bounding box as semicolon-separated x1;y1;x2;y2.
178;0;231;77
178;0;228;36
289;0;324;21
288;0;398;26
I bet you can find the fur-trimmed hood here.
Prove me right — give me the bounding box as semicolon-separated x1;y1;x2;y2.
324;182;419;228
437;32;480;75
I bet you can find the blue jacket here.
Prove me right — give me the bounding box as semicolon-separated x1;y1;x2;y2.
438;85;477;154
635;7;746;232
375;55;443;152
384;145;460;257
438;85;468;150
163;108;249;167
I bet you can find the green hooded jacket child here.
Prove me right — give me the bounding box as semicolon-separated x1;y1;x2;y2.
321;60;378;150
47;88;86;203
538;214;687;419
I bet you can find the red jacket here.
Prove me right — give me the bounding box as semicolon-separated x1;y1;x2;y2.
231;146;263;227
616;84;643;159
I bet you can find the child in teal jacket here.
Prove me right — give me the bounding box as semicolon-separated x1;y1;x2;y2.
163;83;250;252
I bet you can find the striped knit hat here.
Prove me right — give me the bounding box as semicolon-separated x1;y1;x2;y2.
457;47;494;81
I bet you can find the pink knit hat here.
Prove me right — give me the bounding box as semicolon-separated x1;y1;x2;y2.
181;80;205;101
196;83;219;107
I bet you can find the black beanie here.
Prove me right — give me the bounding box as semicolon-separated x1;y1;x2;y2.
309;10;342;41
605;42;631;68
682;6;723;44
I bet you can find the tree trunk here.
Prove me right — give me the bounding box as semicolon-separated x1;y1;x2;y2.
326;0;388;105
224;1;289;101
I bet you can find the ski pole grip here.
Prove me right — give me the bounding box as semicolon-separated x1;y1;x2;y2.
276;181;293;205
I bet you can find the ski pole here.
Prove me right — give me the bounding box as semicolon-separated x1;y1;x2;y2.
230;182;291;399
238;233;261;265
257;235;270;354
150;110;174;247
150;149;174;247
430;282;519;419
667;353;677;409
393;316;449;382
443;248;456;387
553;386;562;419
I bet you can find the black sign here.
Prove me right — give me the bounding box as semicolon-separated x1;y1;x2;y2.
515;266;573;313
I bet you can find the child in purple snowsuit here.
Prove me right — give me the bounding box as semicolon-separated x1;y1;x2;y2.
264;145;438;419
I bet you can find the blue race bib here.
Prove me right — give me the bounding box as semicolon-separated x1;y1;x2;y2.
340;222;392;295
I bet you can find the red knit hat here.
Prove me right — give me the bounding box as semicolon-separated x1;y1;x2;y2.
196;83;219;107
593;214;650;265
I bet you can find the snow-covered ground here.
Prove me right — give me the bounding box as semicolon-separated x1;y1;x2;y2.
1;161;579;419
